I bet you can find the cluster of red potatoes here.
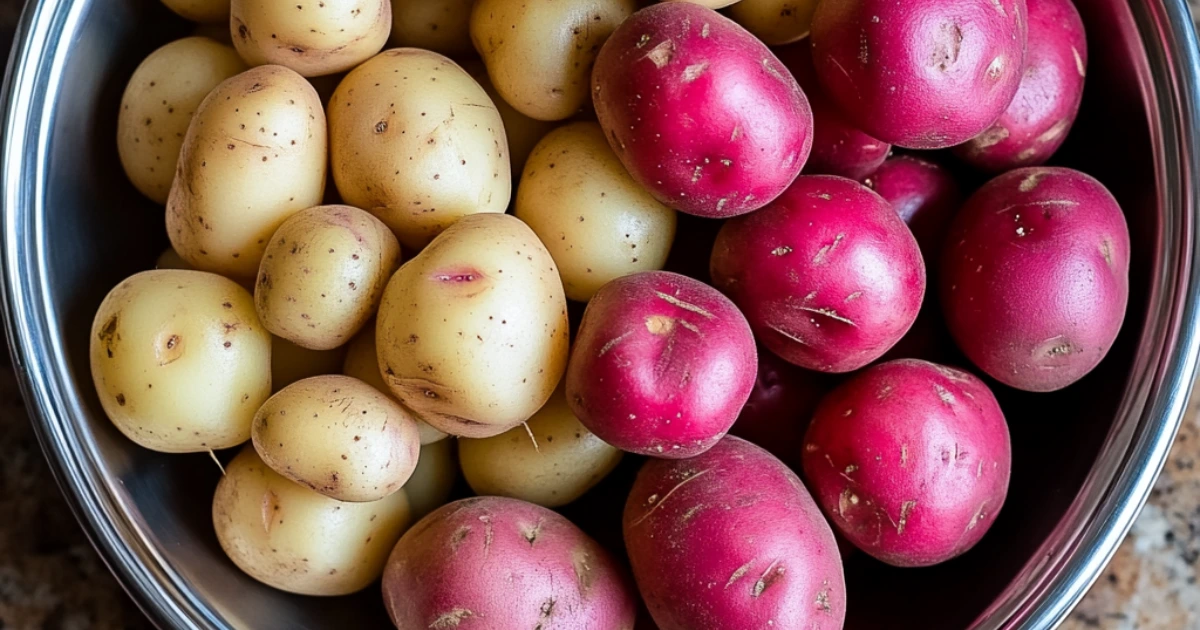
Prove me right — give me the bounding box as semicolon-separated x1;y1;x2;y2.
92;0;1128;627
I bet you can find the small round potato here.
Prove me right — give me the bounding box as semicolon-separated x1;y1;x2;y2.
155;246;193;271
193;21;235;46
161;0;230;23
328;49;510;251
117;37;247;204
89;270;271;453
231;0;391;77
213;446;413;595
403;438;458;519
462;60;556;176
255;205;400;351
469;0;637;121
459;387;623;507
252;375;421;502
271;335;346;391
515;121;677;301
729;0;819;45
166;65;327;280
343;325;448;444
389;0;474;57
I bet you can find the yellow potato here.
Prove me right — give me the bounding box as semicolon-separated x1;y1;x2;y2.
254;205;400;351
328;49;510;251
389;0;474;57
462;59;556;175
193;21;235;46
271;335;346;391
89;270;270;453
469;0;636;121
343;325;448;444
213;446;413;595
403;438;458;519
516;122;676;301
459;387;623;507
117;37;246;204
375;213;569;438
161;0;229;23
166;65;326;280
155;246;194;271
729;0;818;45
231;0;391;77
252;375;421;502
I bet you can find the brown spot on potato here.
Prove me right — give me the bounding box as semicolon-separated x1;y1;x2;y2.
115;393;126;406
97;315;118;358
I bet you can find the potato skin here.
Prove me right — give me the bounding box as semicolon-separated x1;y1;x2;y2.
166;65;327;280
729;348;834;469
389;0;475;57
801;360;1012;567
462;59;557;175
213;446;413;595
459;386;623;507
470;0;636;121
329;49;510;251
89;270;270;453
376;213;570;438
729;0;818;45
516;122;677;301
382;496;637;630
625;436;846;630
940;167;1130;392
343;326;448;444
863;155;962;268
255;205;400;350
231;0;391;77
161;0;230;23
403;438;458;519
118;37;247;204
662;0;740;9
270;334;346;391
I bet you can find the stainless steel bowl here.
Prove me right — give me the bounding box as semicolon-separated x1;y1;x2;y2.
2;0;1199;628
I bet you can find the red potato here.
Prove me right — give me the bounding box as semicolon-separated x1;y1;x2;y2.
941;167;1130;392
778;42;891;180
566;271;757;459
863;154;963;268
710;175;926;373
382;496;637;629
624;436;846;630
802;359;1012;567
955;0;1087;171
811;0;1028;149
592;3;813;218
730;348;834;468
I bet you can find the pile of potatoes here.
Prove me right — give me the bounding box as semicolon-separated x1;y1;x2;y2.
94;0;1129;626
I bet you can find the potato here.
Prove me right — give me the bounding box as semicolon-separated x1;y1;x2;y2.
161;0;229;23
729;0;818;45
166;65;327;280
117;37;247;204
271;334;346;391
155;246;193;271
89;270;270;453
193;21;235;46
389;0;475;57
213;446;413;595
662;0;741;10
459;386;623;507
376;213;570;438
462;59;557;175
252;375;421;502
343;325;448;444
255;205;400;351
515;122;676;301
231;0;391;77
403;438;458;519
469;0;637;121
329;49;510;251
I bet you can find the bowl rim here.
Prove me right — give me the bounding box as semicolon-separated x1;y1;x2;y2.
3;0;1200;629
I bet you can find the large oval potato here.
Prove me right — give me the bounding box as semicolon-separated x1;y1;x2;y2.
389;0;474;57
161;0;229;23
166;65;327;280
403;438;458;519
117;37;246;204
329;49;510;251
343;325;448;444
729;0;818;45
255;205;401;351
271;334;346;391
459;386;623;507
469;0;637;121
231;0;391;77
213;446;413;595
515;121;676;301
89;270;271;453
252;375;421;502
376;213;570;438
462;59;557;175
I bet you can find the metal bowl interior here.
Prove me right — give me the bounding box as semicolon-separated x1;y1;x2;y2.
2;0;1199;628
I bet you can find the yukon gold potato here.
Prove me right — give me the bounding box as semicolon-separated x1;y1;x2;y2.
403;438;458;519
376;213;570;438
231;0;391;77
166;65;326;279
460;387;623;507
343;326;447;444
161;0;229;23
516;122;676;301
255;205;400;350
252;375;421;502
469;0;637;121
117;37;246;204
89;270;270;453
213;446;413;595
462;59;556;174
389;0;474;57
329;49;510;251
271;335;346;391
729;0;819;45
